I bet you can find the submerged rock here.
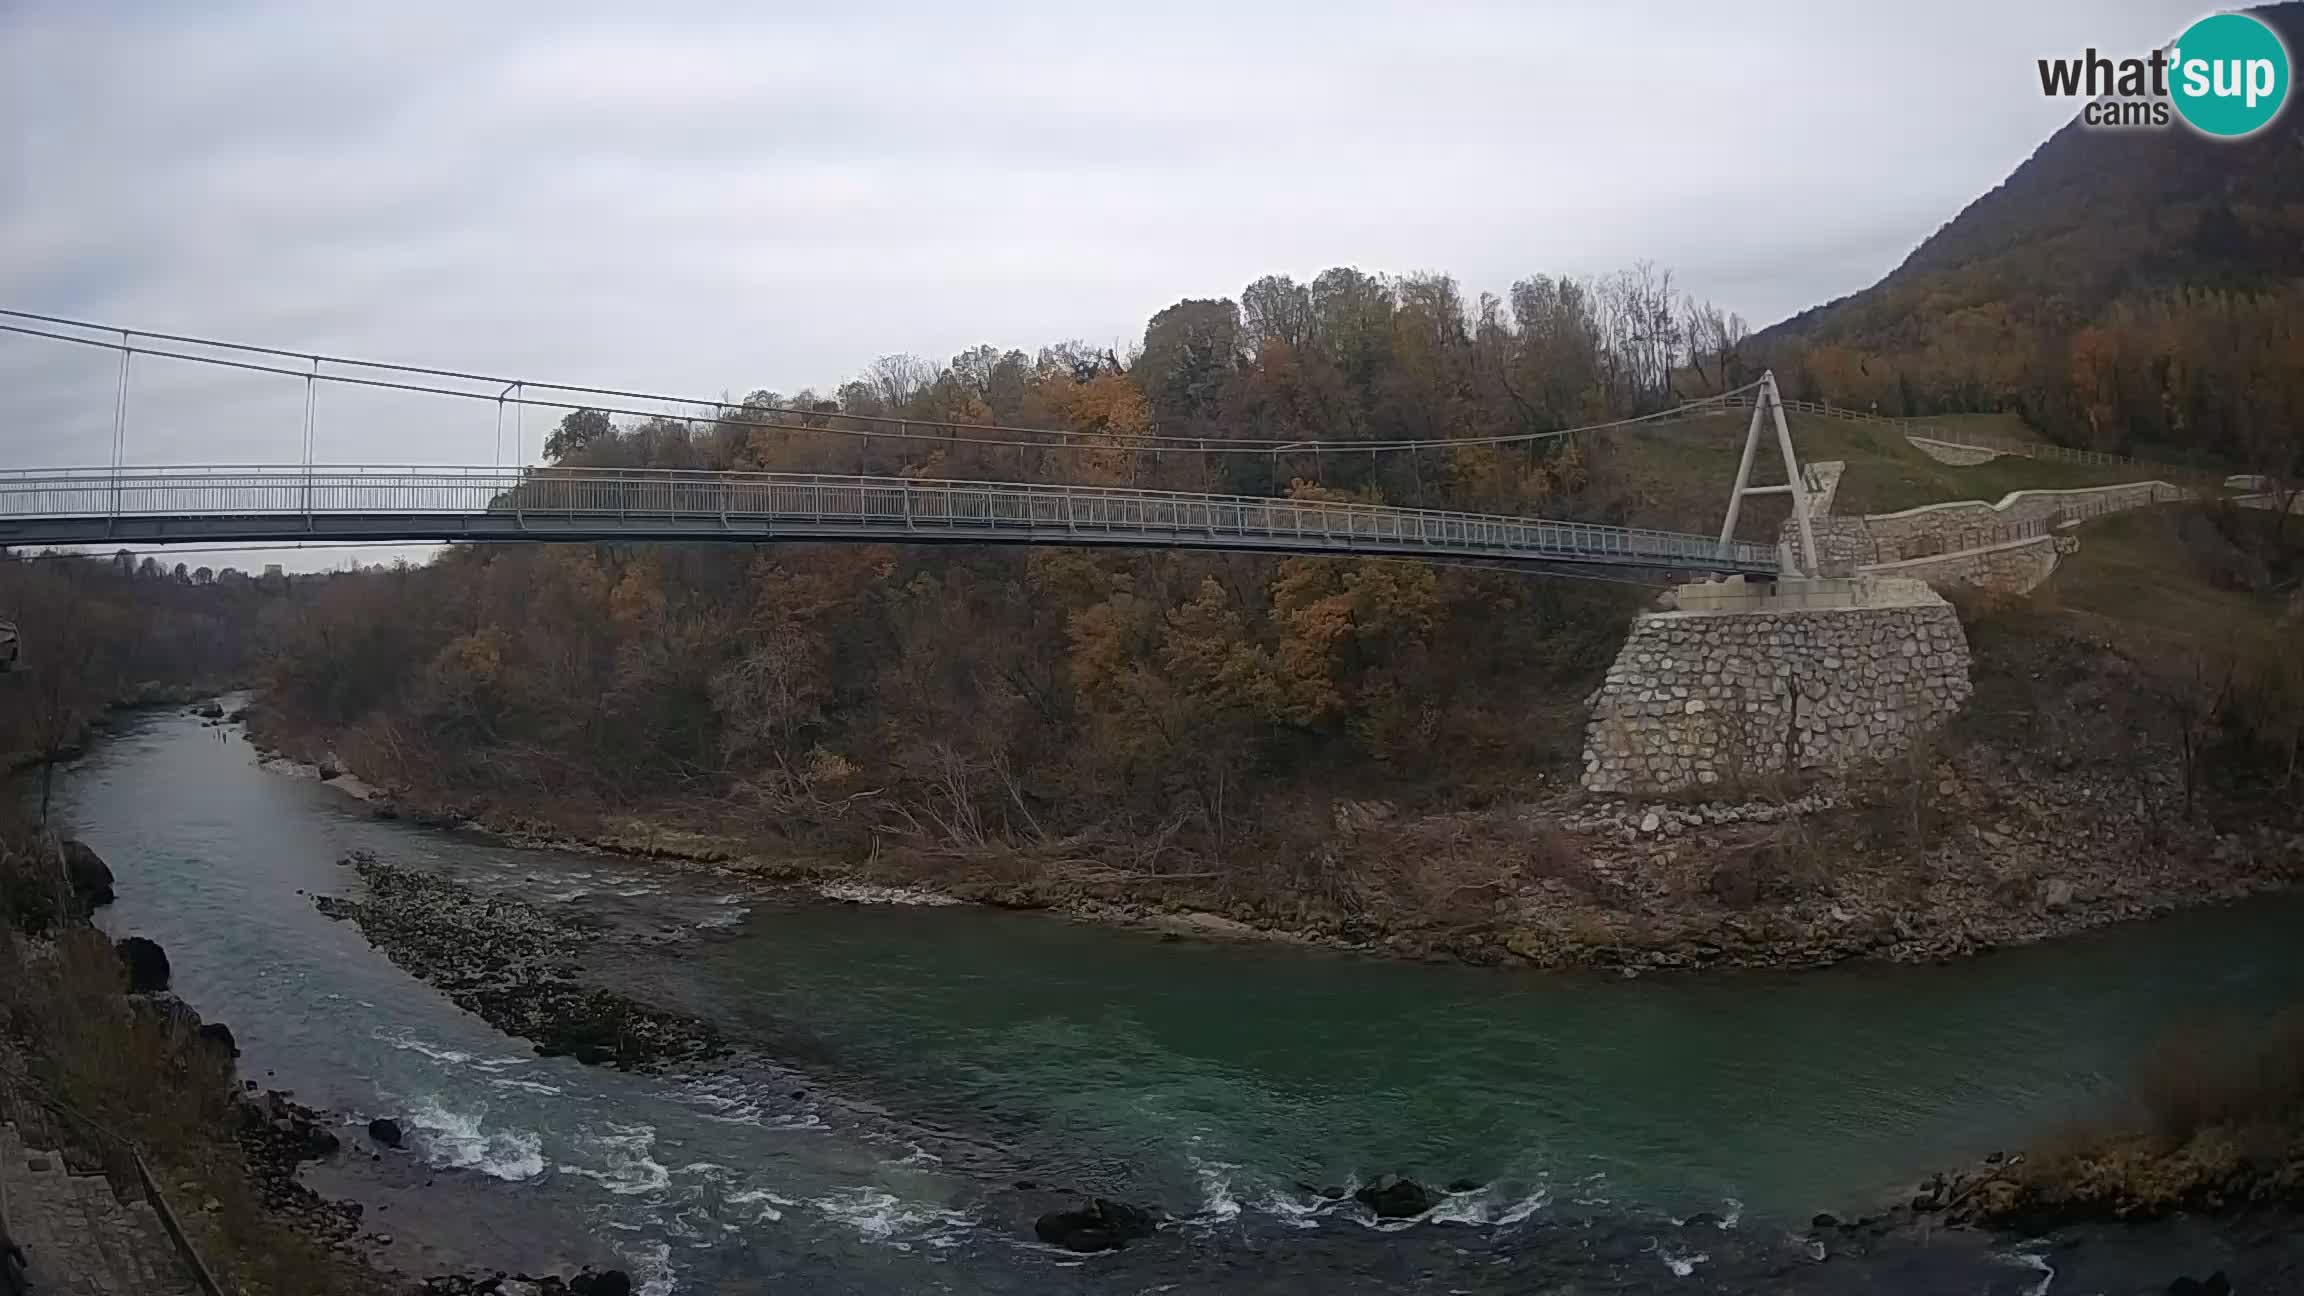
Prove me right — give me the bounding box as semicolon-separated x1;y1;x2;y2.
1033;1197;1156;1252
367;1117;404;1148
1354;1175;1435;1219
61;839;115;909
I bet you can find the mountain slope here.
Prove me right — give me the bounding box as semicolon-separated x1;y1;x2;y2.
1754;0;2304;436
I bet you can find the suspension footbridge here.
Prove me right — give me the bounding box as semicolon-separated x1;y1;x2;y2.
0;310;1808;577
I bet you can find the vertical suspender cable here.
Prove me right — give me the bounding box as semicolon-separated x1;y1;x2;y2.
302;356;318;524
109;331;132;525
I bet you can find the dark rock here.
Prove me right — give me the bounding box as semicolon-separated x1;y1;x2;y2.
196;1021;239;1057
1811;1212;1842;1229
2167;1274;2232;1296
61;839;116;909
317;759;343;781
194;701;224;719
1033;1198;1156;1252
1353;1176;1435;1219
116;936;171;993
371;803;401;820
1444;1177;1483;1195
1706;860;1761;908
367;1118;403;1149
571;1272;634;1296
1682;1211;1724;1228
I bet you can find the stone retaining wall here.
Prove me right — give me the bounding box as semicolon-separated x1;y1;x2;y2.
1861;534;2076;596
1582;583;1972;795
1782;479;2188;567
1859;482;2184;559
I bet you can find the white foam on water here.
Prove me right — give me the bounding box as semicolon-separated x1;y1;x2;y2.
615;886;656;898
403;1095;547;1182
559;1121;672;1197
1184;1146;1242;1222
619;1238;677;1296
2007;1249;2055;1296
1660;1246;1710;1278
693;905;749;930
1719;1197;1742;1229
1427;1181;1552;1229
488;1076;565;1098
376;1026;534;1073
892;1142;942;1168
667;1077;826;1131
1492;1184;1554;1228
1259;1185;1341;1231
726;1186;797;1224
809;1186;974;1252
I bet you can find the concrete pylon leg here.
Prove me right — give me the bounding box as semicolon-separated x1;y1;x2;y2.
1716;371;1819;576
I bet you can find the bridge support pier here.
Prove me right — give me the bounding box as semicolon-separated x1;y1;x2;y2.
1580;576;1972;796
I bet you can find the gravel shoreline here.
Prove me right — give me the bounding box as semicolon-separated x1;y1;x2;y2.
313;853;725;1071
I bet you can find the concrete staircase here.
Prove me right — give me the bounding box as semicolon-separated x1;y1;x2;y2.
0;1120;200;1296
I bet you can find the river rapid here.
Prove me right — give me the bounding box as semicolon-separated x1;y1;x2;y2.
53;703;2304;1293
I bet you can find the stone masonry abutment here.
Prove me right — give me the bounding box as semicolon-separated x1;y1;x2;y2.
1581;577;1972;795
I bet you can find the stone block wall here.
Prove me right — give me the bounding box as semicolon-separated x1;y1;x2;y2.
1862;534;2076;596
1859;482;2184;560
1582;589;1972;795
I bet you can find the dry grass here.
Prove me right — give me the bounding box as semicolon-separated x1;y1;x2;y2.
2136;1013;2304;1144
0;836;389;1296
1992;1009;2304;1224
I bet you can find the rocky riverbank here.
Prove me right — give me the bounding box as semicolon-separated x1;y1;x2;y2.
313;853;725;1070
268;731;2304;978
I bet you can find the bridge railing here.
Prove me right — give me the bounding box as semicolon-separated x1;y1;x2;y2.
1685;394;2214;477
0;466;1782;571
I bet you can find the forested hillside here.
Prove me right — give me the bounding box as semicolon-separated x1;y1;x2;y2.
1755;0;2304;477
253;261;1765;907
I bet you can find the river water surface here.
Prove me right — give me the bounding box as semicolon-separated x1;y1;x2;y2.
55;704;2304;1293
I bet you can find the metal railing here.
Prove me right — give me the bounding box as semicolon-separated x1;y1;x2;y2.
1850;481;2193;567
0;465;1782;573
0;1061;226;1296
1684;393;2208;476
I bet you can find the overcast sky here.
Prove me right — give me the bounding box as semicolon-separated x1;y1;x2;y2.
0;0;2213;568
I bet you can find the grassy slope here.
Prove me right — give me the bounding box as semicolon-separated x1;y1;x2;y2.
1591;411;2154;540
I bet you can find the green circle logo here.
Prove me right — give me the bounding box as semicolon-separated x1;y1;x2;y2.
2170;12;2291;137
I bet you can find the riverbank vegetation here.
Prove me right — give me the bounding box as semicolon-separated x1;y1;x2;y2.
235;265;2304;965
1949;1008;2304;1229
0;818;389;1296
0;551;268;806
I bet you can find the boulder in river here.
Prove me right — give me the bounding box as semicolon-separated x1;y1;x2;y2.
196;1021;239;1058
1033;1198;1156;1252
1353;1175;1435;1219
61;839;115;910
570;1270;635;1296
116;936;172;993
193;701;224;719
2168;1273;2232;1296
367;1117;404;1148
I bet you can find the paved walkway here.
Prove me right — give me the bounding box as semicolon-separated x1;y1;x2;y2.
0;1120;199;1296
